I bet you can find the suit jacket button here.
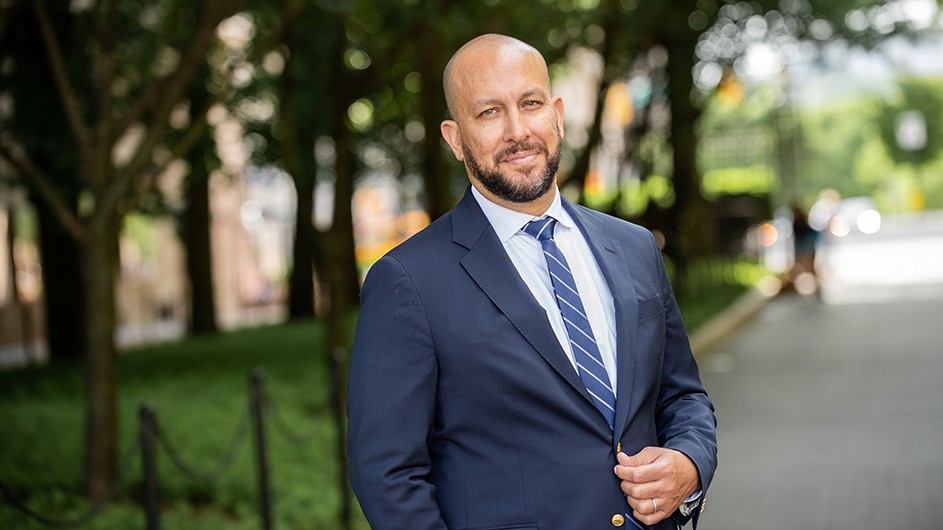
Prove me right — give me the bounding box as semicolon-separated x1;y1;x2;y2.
611;513;625;527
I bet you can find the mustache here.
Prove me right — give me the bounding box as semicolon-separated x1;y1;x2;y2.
496;142;548;162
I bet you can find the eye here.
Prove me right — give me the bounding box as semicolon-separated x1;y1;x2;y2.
478;108;498;118
523;100;542;109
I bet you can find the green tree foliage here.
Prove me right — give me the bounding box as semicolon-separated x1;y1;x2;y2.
802;98;889;199
880;76;943;164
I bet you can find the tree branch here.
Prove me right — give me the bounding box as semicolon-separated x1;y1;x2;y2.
93;0;120;190
111;76;175;146
0;136;85;241
115;103;213;220
168;103;213;164
102;0;244;219
30;0;93;163
114;0;262;144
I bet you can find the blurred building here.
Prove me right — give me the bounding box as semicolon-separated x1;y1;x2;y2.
0;164;432;358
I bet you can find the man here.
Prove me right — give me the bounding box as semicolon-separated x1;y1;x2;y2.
347;34;717;529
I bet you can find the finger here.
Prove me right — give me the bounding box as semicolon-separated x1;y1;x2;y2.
621;477;665;501
624;495;655;514
630;496;667;527
616;450;639;467
633;446;663;463
615;450;663;483
618;446;661;467
613;453;631;481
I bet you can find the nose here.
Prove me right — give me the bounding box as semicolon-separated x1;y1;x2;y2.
504;108;531;143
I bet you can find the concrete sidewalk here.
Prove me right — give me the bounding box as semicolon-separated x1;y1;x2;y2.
695;289;943;529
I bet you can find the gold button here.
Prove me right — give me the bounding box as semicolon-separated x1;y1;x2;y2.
611;513;625;527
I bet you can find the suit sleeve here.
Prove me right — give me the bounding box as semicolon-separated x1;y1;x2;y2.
648;234;718;528
347;255;447;530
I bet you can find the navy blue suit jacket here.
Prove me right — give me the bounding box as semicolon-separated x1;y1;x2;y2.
348;187;717;529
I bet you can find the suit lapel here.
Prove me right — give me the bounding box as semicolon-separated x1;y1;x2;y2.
452;189;589;400
564;200;640;439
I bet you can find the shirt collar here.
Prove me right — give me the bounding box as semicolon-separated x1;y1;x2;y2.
470;185;575;244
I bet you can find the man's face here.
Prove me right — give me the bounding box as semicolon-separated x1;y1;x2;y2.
441;42;565;207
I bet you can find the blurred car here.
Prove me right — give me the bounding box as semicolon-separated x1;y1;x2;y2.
827;197;881;238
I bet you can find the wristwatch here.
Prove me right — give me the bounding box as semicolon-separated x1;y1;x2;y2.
679;497;701;517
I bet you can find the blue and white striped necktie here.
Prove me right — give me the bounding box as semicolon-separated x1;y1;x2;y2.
523;217;616;430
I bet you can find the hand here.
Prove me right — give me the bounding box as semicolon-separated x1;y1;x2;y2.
613;447;699;526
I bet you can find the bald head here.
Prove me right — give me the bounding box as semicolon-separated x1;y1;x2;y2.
443;34;550;119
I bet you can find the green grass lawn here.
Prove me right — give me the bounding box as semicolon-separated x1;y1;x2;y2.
0;258;762;529
1;320;368;530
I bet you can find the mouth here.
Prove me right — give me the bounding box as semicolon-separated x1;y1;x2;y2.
499;143;546;167
502;151;540;166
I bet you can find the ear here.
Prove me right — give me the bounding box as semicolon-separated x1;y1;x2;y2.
440;120;464;161
552;96;565;141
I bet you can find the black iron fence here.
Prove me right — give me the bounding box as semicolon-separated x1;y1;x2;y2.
0;368;317;529
671;256;766;332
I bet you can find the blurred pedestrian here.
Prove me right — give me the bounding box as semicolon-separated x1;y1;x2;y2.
347;34;717;530
788;202;819;295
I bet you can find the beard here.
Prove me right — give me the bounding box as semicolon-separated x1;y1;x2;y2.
462;134;561;204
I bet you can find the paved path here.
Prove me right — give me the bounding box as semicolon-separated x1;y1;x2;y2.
696;212;943;529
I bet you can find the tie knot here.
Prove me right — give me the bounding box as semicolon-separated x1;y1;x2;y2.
523;217;557;242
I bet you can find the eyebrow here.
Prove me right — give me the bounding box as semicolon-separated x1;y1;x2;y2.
471;89;548;109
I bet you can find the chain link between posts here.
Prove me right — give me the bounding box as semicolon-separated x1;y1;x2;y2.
0;367;319;528
0;436;140;527
268;398;321;445
155;408;251;484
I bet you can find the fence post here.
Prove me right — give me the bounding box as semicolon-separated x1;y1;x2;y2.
140;403;161;530
250;368;273;530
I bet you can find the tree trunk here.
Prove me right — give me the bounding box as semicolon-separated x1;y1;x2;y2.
34;192;86;362
326;99;358;530
288;171;317;318
280;26;317;319
9;4;86;363
79;220;119;499
183;64;219;336
418;25;451;219
325;231;353;530
320;23;360;529
184;163;218;335
661;16;716;280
